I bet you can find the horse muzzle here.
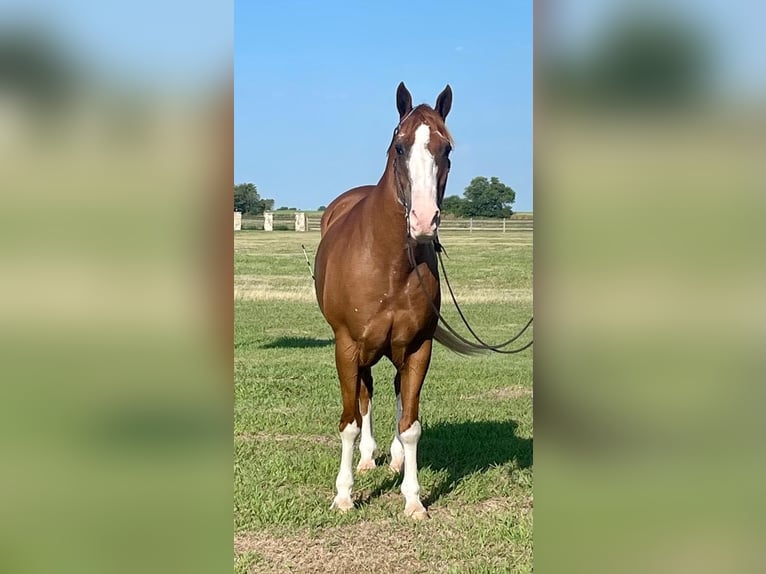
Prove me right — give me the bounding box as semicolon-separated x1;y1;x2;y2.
408;207;440;242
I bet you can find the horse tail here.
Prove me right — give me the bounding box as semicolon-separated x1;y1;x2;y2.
433;323;487;356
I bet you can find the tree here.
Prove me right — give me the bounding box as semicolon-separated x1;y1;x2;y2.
234;183;273;215
441;195;465;217
461;176;515;218
234;183;257;214
318;205;327;211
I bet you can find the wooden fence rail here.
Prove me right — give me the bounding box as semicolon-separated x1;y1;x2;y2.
240;214;533;233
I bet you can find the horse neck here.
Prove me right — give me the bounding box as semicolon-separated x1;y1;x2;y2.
366;162;434;271
368;161;407;239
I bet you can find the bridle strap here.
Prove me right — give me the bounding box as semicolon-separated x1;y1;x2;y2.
396;108;415;131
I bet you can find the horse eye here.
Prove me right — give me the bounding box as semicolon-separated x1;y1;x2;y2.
395;143;405;156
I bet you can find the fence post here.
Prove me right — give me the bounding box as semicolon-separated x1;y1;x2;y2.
264;212;273;231
294;212;307;232
470;218;473;233
503;218;506;233
234;211;242;231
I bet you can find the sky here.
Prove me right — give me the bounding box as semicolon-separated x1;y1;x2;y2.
235;0;533;212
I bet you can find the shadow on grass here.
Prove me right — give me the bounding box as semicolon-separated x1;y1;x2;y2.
419;419;532;506
354;420;531;508
260;337;334;349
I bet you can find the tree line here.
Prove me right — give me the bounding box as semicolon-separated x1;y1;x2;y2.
234;183;273;215
441;176;515;218
234;176;516;218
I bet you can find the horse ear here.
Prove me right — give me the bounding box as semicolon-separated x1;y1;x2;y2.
435;84;452;120
396;82;413;120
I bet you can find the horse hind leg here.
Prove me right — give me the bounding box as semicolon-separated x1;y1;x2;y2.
357;367;378;472
389;372;404;473
331;334;361;512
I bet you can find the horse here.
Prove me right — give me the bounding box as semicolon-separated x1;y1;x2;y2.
314;82;475;519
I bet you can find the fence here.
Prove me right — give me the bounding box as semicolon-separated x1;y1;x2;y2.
438;217;533;233
239;213;532;233
241;212;310;231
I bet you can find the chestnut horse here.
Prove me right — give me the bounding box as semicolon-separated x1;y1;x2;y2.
314;82;473;519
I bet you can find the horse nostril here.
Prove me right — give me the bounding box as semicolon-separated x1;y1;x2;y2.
431;210;441;226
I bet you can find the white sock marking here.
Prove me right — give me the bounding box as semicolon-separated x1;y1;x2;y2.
333;420;359;508
390;393;404;470
358;398;377;467
399;420;423;507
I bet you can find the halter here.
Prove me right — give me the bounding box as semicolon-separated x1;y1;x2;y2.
391;108;452;217
391;108;447;239
390;142;411;245
396;107;416;131
391;112;415;228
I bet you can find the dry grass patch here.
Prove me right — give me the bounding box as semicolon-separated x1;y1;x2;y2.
235;520;420;574
234;286;316;302
235;432;336;446
234;274;315;302
465;386;532;401
234;497;533;573
234;284;531;304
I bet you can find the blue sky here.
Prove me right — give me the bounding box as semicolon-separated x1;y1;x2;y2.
235;0;533;212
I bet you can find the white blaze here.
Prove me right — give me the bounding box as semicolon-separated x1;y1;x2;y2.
407;123;439;235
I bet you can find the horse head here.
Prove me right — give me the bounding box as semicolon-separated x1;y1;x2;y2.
389;82;453;243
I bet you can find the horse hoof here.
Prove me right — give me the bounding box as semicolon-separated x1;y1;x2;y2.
389;459;404;474
357;459;377;472
404;502;429;520
331;497;354;512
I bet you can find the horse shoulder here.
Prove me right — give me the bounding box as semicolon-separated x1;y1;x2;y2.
321;185;376;235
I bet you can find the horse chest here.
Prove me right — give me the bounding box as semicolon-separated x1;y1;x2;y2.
345;294;431;353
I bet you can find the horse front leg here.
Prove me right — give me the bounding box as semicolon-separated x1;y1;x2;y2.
389;372;404;473
331;333;361;512
397;338;432;520
357;367;378;472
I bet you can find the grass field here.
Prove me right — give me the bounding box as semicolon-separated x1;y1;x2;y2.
234;230;533;573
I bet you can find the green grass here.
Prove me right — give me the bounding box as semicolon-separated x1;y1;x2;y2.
234;230;533;573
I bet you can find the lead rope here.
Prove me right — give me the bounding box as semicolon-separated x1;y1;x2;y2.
436;241;533;349
301;244;315;281
407;240;533;354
